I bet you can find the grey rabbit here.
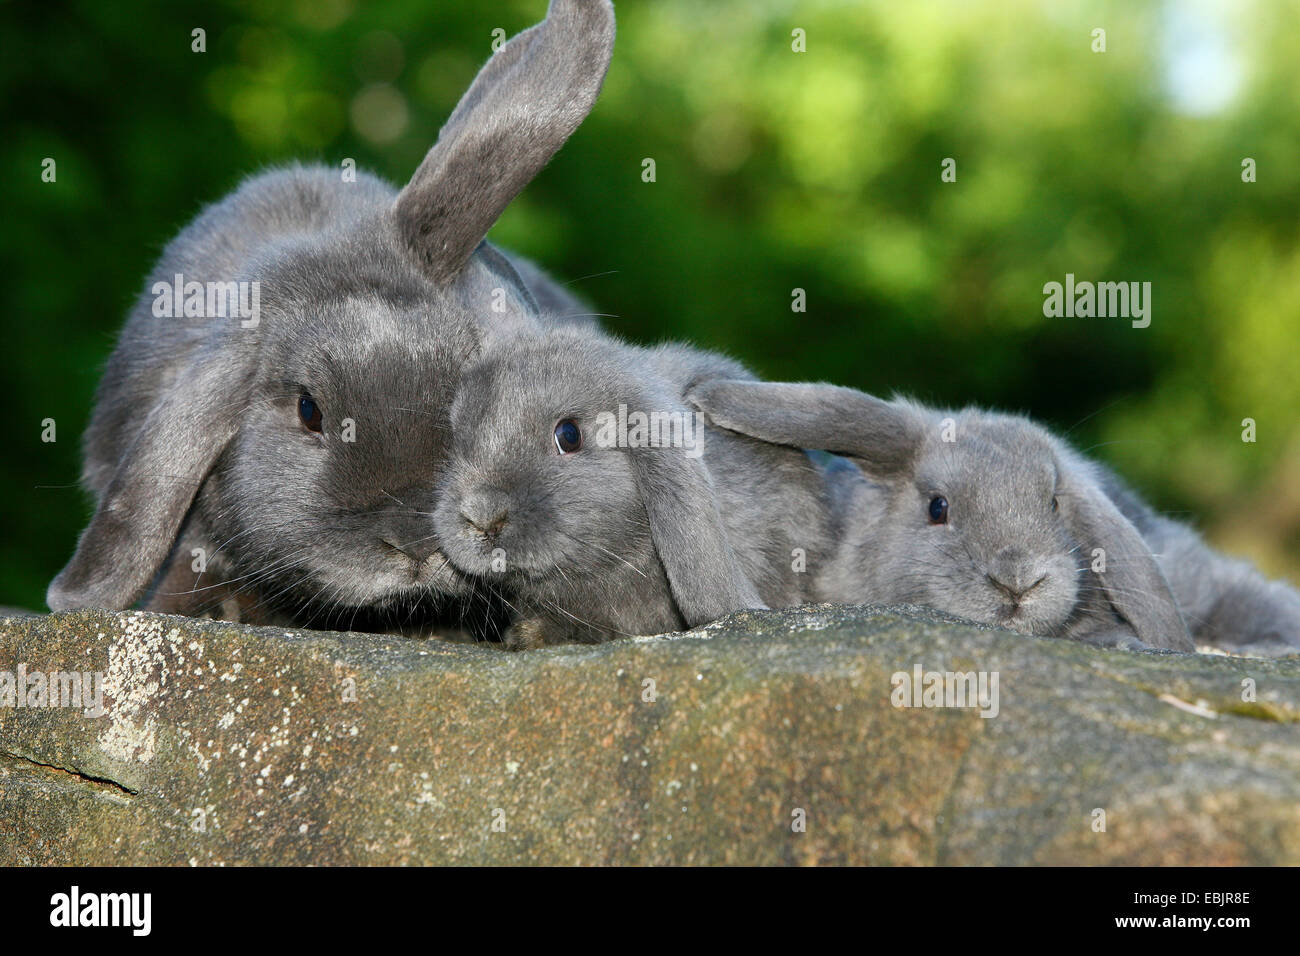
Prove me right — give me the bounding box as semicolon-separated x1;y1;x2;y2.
431;326;832;648
47;0;617;633
685;380;1269;653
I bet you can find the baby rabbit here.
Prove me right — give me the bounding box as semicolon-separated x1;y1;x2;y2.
689;380;1228;652
47;1;617;632
432;328;832;648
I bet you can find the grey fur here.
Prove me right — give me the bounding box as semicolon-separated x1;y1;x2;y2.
393;0;616;283
47;0;617;626
1101;472;1300;657
432;330;831;647
686;381;1265;654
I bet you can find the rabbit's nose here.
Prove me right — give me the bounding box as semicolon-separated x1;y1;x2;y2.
460;489;510;538
988;573;1046;602
988;549;1047;601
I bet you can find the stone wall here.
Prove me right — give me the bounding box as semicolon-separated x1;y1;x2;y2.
1;605;1296;864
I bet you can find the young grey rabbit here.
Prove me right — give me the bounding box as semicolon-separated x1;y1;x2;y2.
689;381;1222;653
431;328;832;648
47;0;617;633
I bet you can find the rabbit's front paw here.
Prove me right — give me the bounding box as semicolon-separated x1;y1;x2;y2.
503;617;553;651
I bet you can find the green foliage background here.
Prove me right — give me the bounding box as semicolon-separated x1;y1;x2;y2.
2;0;1297;611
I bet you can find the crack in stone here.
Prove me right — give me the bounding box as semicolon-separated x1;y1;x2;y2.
0;749;138;798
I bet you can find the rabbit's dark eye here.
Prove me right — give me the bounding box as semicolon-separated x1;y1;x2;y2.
1051;496;1059;512
928;496;949;524
298;394;322;433
554;418;582;454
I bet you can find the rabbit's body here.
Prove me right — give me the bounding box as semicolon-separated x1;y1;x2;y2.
651;343;833;611
49;0;619;631
433;330;831;646
1054;445;1300;654
693;380;1300;654
1132;507;1300;656
690;382;1208;651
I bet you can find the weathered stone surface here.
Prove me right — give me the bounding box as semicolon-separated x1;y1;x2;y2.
1;605;1296;865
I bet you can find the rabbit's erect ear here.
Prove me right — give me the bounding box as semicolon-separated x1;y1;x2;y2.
689;380;921;476
47;349;250;611
629;445;767;627
1066;471;1193;651
394;0;616;283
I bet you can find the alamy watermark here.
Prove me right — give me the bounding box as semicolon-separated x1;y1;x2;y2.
592;404;705;458
890;663;999;718
1042;273;1151;328
1;664;106;717
49;886;151;936
151;272;260;328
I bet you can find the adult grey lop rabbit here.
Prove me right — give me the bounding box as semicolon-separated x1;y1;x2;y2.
48;0;617;633
691;380;1300;656
431;327;832;648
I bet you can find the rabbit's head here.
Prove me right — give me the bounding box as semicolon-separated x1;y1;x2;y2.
854;407;1102;636
192;241;535;613
47;0;617;617
433;330;764;633
690;381;1193;650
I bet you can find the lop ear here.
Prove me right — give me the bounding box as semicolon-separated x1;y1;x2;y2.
1065;466;1193;651
629;444;767;627
394;0;616;283
472;241;540;315
47;347;251;611
454;240;547;340
688;380;921;476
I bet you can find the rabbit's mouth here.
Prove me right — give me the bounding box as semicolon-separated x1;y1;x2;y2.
995;604;1036;633
440;541;559;580
437;515;575;579
989;590;1069;635
414;549;470;589
360;542;477;601
993;599;1076;637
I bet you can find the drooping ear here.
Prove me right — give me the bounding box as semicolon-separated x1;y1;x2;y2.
629;444;767;627
473;240;540;314
688;380;922;476
47;346;252;611
1064;464;1193;651
393;0;616;283
456;241;547;345
498;249;598;328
